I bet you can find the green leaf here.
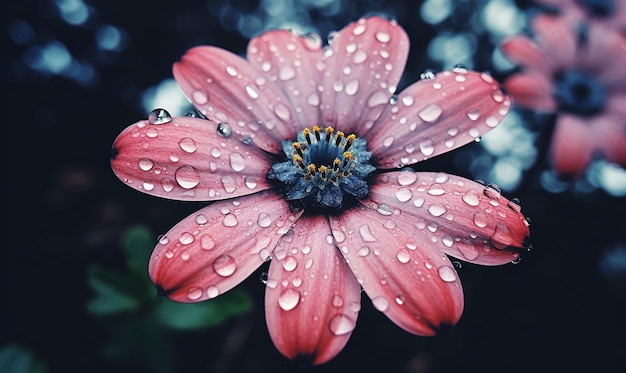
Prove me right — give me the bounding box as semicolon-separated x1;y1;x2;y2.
122;225;154;275
87;266;139;315
155;289;253;330
0;344;47;373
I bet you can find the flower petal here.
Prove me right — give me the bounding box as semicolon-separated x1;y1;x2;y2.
265;215;361;365
531;14;576;70
500;35;550;75
504;72;557;112
550;114;595;176
366;70;511;168
365;171;530;266
329;205;464;336
149;191;302;302
247;29;325;129
173;46;299;153
322;16;409;134
111;116;272;201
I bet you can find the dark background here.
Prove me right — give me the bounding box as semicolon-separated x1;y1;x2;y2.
3;0;626;372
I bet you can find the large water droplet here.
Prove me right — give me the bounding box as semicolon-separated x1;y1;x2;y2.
175;166;200;189
371;296;389;312
282;256;298;272
179;137;197;153
257;212;272;228
222;213;238;227
148;108;172;125
462;190;480;206
329;314;356;336
212;254;237;277
178;232;194;245
437;265;457;282
139;158;154;171
473;212;488;228
217;122;232;137
396;249;411;263
200;234;216;250
418;104;443;123
428;204;447;217
229;152;246;172
187;287;203;300
395;187;413;202
278;288;301;311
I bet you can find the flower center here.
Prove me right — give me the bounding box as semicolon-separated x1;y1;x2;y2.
554;70;606;117
270;126;376;208
578;0;615;17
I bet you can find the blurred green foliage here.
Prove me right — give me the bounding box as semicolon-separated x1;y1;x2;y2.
87;225;253;372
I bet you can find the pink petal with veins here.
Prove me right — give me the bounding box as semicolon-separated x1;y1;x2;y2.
504;72;557;112
247;29;325;129
173;46;299;153
550;115;595;176
321;16;409;134
366;69;511;168
500;35;550;75
364;171;530;266
149;191;302;302
330;206;464;336
531;15;577;70
265;215;361;365
111;116;273;201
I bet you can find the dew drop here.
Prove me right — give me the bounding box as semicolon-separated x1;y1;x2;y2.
466;108;480;121
222;213;238;227
329;314;355;336
148;108;172;124
428;204;446;217
427;184;446;196
179;137;197;153
419;139;435;156
217;122;232;137
212;254;237;277
175;166;200;189
278;288;301;311
192;90;208;104
437;266;457;282
245;84;259;99
397;171;417;186
473;212;488;228
462;190;480;206
178;232;194;245
187;287;203;300
257;212;272;227
491;223;513;249
396;249;411;263
395;187;413;202
357;246;370;257
195;214;208;225
484;183;501;200
200;234;216;250
332;295;344;308
207;286;220;299
359;224;378;242
139;158;154;171
418;104;443;123
377;203;393;216
371;296;389;312
282;256;298;272
229;152;246;172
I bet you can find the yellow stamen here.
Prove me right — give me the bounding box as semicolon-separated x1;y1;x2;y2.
345;134;356;151
319;165;327;178
303;128;311;144
343;151;353;167
307;164;317;175
293;154;304;168
333;158;341;171
313;126;322;142
292;142;303;156
335;131;345;147
325;126;334;142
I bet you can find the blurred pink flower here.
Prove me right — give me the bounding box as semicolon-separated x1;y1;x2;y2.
502;14;626;176
112;16;530;364
534;0;626;32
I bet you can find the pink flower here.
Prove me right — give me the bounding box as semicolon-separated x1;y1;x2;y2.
111;16;530;365
501;14;626;176
534;0;626;32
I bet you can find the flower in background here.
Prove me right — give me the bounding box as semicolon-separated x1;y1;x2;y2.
533;0;626;32
111;16;530;365
501;14;626;176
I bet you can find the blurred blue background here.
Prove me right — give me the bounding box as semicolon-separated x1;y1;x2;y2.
3;0;626;372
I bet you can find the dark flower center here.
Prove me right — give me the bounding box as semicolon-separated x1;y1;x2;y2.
577;0;615;17
270;126;376;209
554;70;606;117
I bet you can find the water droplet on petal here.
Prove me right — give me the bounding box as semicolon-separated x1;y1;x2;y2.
278;288;301;311
282;256;298;272
418;104;443;123
229;153;246;172
179;137;197;153
375;30;391;43
397;171;417;186
428;204;446;217
484;183;501;200
427;184;446;196
222;213;238;227
257;212;272;227
212;254;237;277
462;190;480;206
187;287;203;300
245;84;259;99
396;249;411;263
178;232;194;245
437;265;457;282
217;122;232;137
377;203;393;216
139;158;154;171
329;314;355;336
175;166;200;189
395;187;413;202
371;296;389;312
200;234;216;250
473;212;488;228
332;295;344;308
148;108;172;124
207;286;220;299
491;223;513;249
466;108;480;121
